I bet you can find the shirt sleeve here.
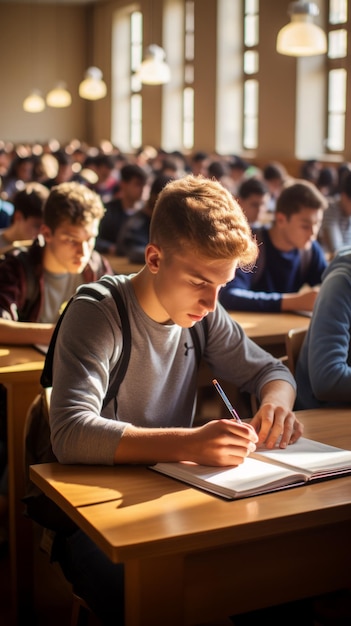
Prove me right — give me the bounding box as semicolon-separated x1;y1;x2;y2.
219;269;282;312
304;269;351;402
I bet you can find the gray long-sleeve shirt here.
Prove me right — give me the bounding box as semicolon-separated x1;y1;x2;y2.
50;275;295;465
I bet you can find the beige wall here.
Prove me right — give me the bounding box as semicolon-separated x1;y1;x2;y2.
0;0;333;169
0;3;90;144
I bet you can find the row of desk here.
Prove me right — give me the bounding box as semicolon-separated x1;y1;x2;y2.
31;408;351;626
2;257;313;623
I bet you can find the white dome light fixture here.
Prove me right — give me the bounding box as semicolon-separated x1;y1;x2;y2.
137;44;171;85
78;66;107;101
46;82;72;108
277;1;327;57
23;90;46;113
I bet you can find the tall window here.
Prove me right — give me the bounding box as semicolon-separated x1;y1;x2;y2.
183;0;195;149
327;0;348;152
111;8;143;153
243;0;259;150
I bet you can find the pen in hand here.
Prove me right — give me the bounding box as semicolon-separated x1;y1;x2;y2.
212;379;242;423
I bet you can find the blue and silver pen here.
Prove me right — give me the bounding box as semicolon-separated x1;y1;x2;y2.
212;379;242;423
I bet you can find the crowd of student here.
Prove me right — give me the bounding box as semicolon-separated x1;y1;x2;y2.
0;140;350;624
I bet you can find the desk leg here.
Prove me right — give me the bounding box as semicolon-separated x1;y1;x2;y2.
6;378;40;624
124;554;185;626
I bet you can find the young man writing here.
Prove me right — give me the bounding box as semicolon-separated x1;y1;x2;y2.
219;180;328;313
27;175;302;625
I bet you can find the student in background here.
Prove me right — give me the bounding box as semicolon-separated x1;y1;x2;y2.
117;174;174;262
95;164;147;256
25;175;301;625
0;181;112;346
0;182;48;251
2;154;35;202
226;155;250;196
295;246;351;410
44;149;86;189
188;150;209;177
237;177;270;227
318;171;351;258
219;180;328;313
86;153;119;205
263;161;292;212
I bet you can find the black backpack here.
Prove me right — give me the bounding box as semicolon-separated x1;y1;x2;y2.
23;276;208;532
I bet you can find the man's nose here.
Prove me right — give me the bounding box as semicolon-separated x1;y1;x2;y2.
200;287;218;312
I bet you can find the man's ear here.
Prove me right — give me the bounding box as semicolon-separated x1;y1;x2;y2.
39;224;52;242
145;243;162;274
274;212;287;227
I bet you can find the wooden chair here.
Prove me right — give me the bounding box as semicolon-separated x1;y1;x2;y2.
285;327;308;376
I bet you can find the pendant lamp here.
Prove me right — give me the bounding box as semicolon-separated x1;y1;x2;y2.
46;82;72;108
78;67;107;101
277;1;327;57
23;90;46;113
137;44;171;85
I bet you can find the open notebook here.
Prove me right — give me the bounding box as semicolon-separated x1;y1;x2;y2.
150;437;351;500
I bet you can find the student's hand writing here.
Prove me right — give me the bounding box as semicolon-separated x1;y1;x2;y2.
250;402;303;449
189;419;258;466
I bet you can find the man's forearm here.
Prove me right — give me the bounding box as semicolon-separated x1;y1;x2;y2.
259;379;296;409
0;318;53;345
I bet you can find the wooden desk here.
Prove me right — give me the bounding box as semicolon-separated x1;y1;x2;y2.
229;310;310;350
0;346;45;623
104;255;144;275
30;409;351;626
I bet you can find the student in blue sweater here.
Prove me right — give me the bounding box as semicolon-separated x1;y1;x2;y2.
295;246;351;410
219;180;328;313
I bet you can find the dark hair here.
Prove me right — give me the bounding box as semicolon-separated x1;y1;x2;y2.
263;162;288;182
229;155;249;171
150;174;174;197
93;154;116;170
191;151;208;163
276;180;328;217
120;164;147;184
208;160;226;180
13;182;49;219
316;167;337;192
6;154;34;179
43;182;105;232
53;149;71;167
238;178;267;199
340;171;351;198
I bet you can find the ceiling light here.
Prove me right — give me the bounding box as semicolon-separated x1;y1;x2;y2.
78;66;107;101
46;82;72;108
137;44;171;85
23;90;46;113
277;1;327;57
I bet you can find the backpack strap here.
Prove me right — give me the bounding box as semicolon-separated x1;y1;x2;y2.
189;316;209;367
99;280;131;409
40;278;132;412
